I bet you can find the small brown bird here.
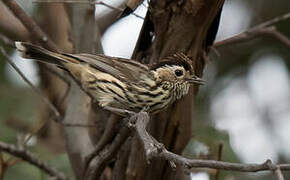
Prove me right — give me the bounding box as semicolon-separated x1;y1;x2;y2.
15;42;204;116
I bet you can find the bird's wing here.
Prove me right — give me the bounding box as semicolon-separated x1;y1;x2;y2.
63;53;153;83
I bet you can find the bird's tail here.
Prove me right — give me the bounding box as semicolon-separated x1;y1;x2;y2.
15;42;79;67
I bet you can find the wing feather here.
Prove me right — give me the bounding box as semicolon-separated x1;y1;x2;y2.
63;53;153;84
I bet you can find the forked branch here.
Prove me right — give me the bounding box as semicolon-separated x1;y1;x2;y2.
128;111;290;179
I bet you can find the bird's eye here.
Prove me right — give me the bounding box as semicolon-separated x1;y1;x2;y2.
175;69;183;77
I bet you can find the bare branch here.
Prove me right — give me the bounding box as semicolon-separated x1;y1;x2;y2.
82;108;290;177
83;115;120;177
214;143;223;180
60;122;96;127
159;151;290;172
214;26;290;50
249;12;290;31
129;111;290;174
213;12;290;49
0;46;61;119
0;1;30;41
95;1;144;19
2;0;58;51
33;0;144;19
0;141;68;180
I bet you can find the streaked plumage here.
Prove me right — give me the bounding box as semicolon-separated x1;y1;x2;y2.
15;42;204;116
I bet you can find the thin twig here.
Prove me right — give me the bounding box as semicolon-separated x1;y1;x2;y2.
0;141;68;180
60;122;96;127
0;33;15;48
249;12;290;31
214;143;223;180
0;47;61;119
159;151;290;172
2;0;58;51
33;0;144;19
213;12;290;49
214;26;290;50
96;1;143;19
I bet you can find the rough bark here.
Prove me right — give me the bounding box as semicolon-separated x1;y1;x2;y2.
112;1;225;180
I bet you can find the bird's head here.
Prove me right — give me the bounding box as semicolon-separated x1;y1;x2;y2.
150;53;205;99
151;53;204;85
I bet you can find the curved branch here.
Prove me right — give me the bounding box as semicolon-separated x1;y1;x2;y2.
130;111;290;176
0;141;68;180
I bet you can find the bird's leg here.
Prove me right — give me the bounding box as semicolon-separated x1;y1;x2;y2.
104;106;164;161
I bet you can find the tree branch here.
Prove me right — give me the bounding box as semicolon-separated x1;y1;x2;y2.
213;12;290;49
83;115;120;177
85;125;131;180
0;1;30;41
249;12;290;31
213;26;290;49
2;0;59;51
33;0;144;19
82;108;290;178
0;141;68;180
130;111;290;175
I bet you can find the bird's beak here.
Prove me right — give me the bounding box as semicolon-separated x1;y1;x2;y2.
186;75;205;85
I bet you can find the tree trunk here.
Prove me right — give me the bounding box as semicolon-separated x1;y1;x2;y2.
110;1;224;180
